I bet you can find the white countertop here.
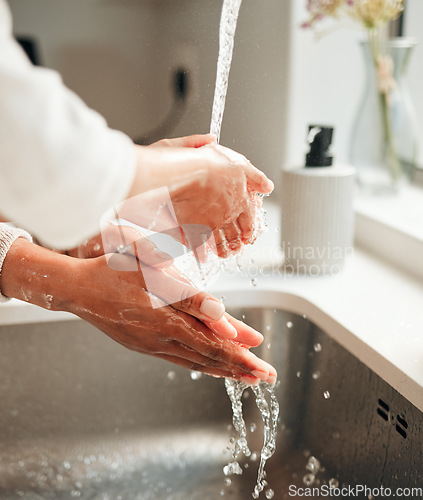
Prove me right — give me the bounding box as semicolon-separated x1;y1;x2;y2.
1;203;423;410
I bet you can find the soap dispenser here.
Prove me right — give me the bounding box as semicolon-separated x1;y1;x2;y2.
281;125;356;275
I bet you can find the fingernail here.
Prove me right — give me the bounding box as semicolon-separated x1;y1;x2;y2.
251;370;269;381
267;375;277;384
264;178;274;192
200;298;225;321
220;316;238;338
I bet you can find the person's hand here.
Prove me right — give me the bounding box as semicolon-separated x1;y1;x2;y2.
150;133;217;149
66;225;262;343
0;238;276;384
71;253;276;383
127;135;274;258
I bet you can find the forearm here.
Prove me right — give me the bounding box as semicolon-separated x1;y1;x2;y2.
0;238;77;312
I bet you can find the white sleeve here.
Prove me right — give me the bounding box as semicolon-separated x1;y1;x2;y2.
0;0;136;249
0;223;32;303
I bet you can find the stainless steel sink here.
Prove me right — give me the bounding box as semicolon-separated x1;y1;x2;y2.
0;292;422;499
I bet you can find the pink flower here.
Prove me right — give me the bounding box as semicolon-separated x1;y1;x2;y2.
302;0;404;30
377;54;397;102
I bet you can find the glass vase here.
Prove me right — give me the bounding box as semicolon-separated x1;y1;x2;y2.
350;37;418;194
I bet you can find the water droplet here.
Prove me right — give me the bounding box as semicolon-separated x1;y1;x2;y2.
265;325;271;331
312;371;320;380
314;342;322;352
93;243;101;251
303;473;315;486
286;321;293;328
16;492;24;498
306;456;320;473
265;489;275;499
296;371;301;378
167;371;176;381
190;370;202;380
329;478;339;489
223;461;243;476
62;461;71;470
250;452;258;461
368;496;374;500
251;278;258;287
266;343;271;349
70;491;81;498
250;423;257;432
323;391;331;399
224;478;232;486
220;490;225;496
332;431;340;439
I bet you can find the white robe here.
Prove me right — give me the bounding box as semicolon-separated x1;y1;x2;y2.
0;0;136;249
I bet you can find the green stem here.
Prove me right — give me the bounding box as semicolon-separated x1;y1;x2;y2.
368;29;402;186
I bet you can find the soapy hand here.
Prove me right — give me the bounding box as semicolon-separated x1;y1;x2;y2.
67;225;262;344
128;135;274;258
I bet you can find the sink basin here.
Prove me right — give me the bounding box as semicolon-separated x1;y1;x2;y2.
0;290;422;499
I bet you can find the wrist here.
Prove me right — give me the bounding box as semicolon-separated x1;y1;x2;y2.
0;238;79;312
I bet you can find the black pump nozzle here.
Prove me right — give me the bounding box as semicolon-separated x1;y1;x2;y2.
305;125;334;167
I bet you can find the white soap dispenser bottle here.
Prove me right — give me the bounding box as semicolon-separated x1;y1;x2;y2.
281;125;356;275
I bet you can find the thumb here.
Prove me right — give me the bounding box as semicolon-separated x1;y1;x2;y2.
151;134;217;149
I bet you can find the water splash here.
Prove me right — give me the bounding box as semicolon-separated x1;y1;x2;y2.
251;383;279;499
224;379;279;499
302;455;322;487
210;7;279;496
224;378;251;465
210;0;243;142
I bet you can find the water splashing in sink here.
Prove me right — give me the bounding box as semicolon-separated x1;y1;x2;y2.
224;379;279;498
210;1;280;496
